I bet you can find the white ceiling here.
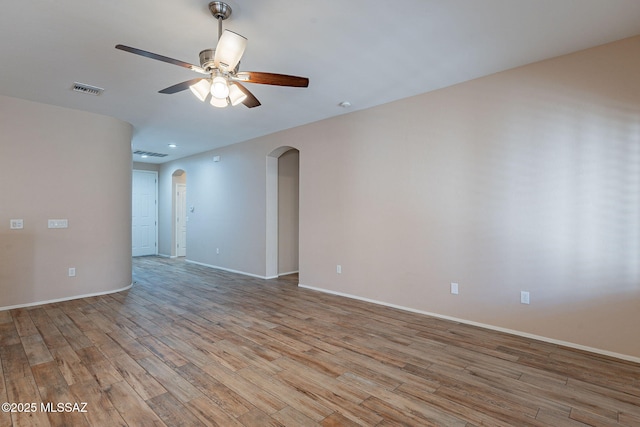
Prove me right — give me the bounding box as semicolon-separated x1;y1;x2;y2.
2;1;640;164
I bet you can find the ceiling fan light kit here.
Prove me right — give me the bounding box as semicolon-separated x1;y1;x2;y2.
213;30;247;71
211;75;230;98
228;83;247;105
189;79;211;101
210;95;229;108
115;1;308;109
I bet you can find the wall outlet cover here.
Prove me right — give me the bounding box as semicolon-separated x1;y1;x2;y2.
451;282;459;295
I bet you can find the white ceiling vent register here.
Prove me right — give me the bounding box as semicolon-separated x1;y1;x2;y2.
72;82;104;96
133;150;168;157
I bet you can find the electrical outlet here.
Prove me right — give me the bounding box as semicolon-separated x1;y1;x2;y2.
336;265;342;274
450;282;459;295
68;268;76;277
216;248;220;254
520;291;530;304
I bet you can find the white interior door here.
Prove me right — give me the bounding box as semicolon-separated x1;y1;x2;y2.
176;183;187;257
132;170;158;256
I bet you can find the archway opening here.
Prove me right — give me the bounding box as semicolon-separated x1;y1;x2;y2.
266;147;300;279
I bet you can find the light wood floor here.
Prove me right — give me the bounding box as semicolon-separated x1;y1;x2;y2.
1;257;639;426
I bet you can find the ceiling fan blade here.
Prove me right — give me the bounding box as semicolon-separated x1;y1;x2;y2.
159;78;205;94
213;30;247;72
235;72;309;87
115;44;208;75
233;82;261;108
236;71;309;87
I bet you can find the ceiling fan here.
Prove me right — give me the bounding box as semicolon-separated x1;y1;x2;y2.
115;1;309;109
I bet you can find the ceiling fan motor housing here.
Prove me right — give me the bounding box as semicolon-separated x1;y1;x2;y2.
199;49;216;71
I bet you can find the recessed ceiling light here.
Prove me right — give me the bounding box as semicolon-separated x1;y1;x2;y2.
168;143;178;148
338;101;351;108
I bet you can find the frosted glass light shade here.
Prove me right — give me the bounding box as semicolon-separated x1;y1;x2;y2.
211;76;230;99
210;96;228;108
189;79;211;102
228;83;247;106
213;30;247;71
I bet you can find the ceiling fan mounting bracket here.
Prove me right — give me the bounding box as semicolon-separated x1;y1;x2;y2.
208;2;232;20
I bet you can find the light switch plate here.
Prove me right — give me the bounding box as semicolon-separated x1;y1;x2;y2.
10;219;23;229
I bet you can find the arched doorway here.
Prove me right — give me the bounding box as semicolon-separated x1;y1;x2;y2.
266;147;300;278
172;170;187;258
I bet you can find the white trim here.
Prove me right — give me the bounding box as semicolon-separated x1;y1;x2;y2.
0;283;134;312
186;259;270;279
132;169;159;257
265;155;279;279
157;253;174;258
278;270;299;277
175;183;187;258
298;284;640;364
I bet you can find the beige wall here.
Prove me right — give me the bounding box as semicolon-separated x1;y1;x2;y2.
158;36;640;359
158;144;269;275
0;96;133;308
133;161;160;172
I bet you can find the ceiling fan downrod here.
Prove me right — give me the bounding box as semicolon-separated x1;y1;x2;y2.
208;1;232;41
197;2;233;71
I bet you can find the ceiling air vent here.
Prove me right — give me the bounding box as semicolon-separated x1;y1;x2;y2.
72;82;104;96
133;150;168;158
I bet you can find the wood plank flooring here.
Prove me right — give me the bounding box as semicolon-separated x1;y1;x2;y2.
1;256;639;426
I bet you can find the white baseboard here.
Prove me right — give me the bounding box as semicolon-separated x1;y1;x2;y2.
157;253;175;258
298;283;640;364
0;282;134;312
186;259;269;279
278;270;299;277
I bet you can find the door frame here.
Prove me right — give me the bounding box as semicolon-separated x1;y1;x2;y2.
175;182;187;257
132;169;158;257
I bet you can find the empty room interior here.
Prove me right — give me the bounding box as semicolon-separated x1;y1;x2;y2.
1;0;640;426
